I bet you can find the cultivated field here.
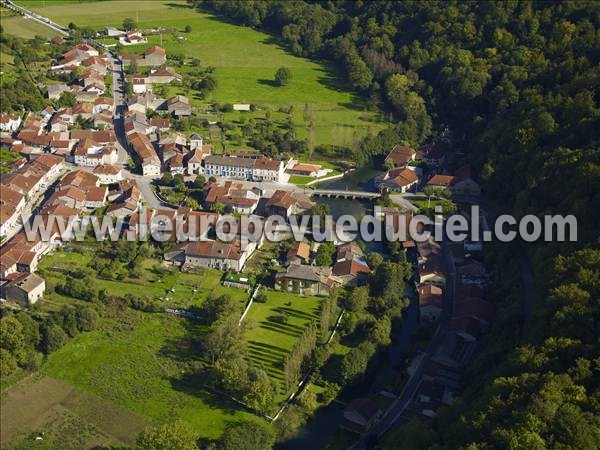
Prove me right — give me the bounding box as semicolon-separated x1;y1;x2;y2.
17;0;386;147
1;376;149;449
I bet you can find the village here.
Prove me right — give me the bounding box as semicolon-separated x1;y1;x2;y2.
0;9;498;449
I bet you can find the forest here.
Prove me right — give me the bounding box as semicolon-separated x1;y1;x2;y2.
196;0;600;448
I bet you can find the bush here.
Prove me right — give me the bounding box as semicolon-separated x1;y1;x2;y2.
254;291;267;303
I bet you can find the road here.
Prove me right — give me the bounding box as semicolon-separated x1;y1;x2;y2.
350;224;456;449
109;54;130;166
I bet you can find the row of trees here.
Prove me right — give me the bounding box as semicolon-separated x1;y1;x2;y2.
283;322;317;393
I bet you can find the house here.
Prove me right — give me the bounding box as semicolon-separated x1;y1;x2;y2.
266;190;314;219
416;143;447;167
385;145;417;168
427;166;480;197
332;257;370;286
149;118;170;132
93;164;123;184
133;77;149;94
104;27;124;37
47;134;72;153
342;398;382;434
203;181;261;214
93;97;114;114
70;138;117;167
127;132;161;176
203;155;285;183
331;242;370;286
119;29;147;45
82;56;110;75
40;106;56;122
128;92;166;113
418;256;446;286
167;95;191;117
0;272;46;307
0;114;22;132
415;377;455;415
286;241;311;265
375;167;419;192
183;240;254;272
419;284;444;321
451;165;480;196
233;104;251;111
426;174;455;190
143;46;167;66
123;46;167;67
189;134;202;150
286;162;324;177
72;102;94;120
146;66;182;84
93;112;114;129
275;264;336;296
0;185;25;237
185;145;211;174
166;153;185;175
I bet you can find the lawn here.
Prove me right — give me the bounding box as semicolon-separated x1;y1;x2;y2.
18;0;385;147
244;290;321;402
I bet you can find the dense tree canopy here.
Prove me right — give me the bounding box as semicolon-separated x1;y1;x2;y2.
199;1;600;447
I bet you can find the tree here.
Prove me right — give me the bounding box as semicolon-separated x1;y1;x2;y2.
340;341;375;385
243;367;276;414
127;58;139;75
77;307;99;332
0;349;17;377
193;175;206;189
212;201;225;214
56;91;76;108
315;241;335;266
198;294;238;325
123;18;136;31
369;315;391;345
184;25;192;33
42;324;68;354
201;75;218;92
274;67;292;86
346;285;369;312
136;420;197;450
220;421;274;450
0;316;26;364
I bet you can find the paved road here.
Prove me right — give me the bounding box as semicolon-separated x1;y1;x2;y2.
109;55;130;166
350;224;456;449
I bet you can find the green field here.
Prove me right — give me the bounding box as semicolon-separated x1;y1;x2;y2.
0;8;61;39
41;309;263;441
17;0;385;148
244;290;321;402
